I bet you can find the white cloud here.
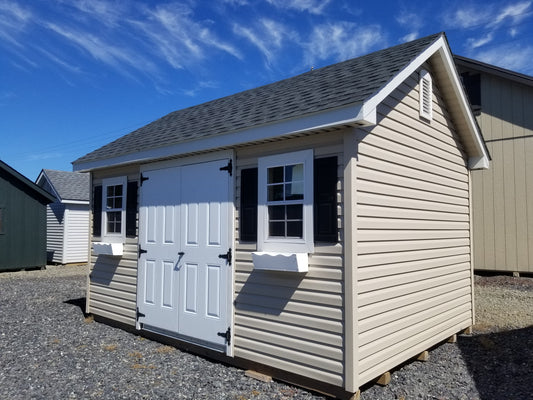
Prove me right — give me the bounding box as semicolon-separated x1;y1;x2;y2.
135;3;242;70
474;44;533;74
233;19;297;66
467;32;494;49
304;22;384;65
67;0;126;27
445;1;532;29
0;0;31;46
266;0;332;15
46;22;157;79
400;32;419;43
489;1;531;27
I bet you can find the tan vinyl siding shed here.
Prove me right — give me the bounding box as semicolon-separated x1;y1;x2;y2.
456;56;533;275
73;33;489;398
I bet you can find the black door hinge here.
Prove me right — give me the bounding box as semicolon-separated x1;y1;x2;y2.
138;245;147;258
217;327;231;346
140;173;150;186
218;248;232;266
219;159;232;176
136;307;145;321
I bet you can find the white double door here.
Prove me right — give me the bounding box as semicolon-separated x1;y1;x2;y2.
136;157;232;352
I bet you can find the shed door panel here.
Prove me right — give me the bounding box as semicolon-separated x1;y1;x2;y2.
178;160;230;349
137;166;181;333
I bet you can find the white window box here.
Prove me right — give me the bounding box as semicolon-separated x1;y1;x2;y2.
252;252;308;272
93;242;123;256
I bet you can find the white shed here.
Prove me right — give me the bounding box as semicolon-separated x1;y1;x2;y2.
73;33;489;398
36;169;90;264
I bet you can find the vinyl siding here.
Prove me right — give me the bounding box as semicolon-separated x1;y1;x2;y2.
88;167;139;326
355;68;473;386
63;205;89;263
233;134;345;387
47;202;65;263
469;73;533;273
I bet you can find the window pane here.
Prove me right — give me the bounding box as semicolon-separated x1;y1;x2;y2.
107;211;122;233
267;166;284;184
285;182;304;200
106;197;114;209
268;205;285;220
269;221;285;237
114;185;123;196
113;197;122;209
267;184;284;201
287;221;303;238
107;186;115;197
286;204;302;219
285;164;303;181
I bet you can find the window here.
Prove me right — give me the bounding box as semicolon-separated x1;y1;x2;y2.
258;150;314;253
240;156;338;246
419;69;433;121
101;177;127;240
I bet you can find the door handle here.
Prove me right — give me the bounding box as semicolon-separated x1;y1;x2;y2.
178;252;185;256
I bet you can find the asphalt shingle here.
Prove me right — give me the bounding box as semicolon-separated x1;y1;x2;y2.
43;169;90;202
74;33;442;165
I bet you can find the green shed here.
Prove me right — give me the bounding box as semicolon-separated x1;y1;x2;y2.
0;160;56;271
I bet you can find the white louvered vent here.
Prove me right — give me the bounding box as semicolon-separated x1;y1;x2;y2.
419;69;433;121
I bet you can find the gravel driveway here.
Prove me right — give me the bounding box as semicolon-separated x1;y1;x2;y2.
0;266;531;399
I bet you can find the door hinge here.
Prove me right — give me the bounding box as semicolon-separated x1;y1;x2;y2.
218;248;232;266
140;173;150;186
219;159;232;176
138;245;147;258
136;307;146;321
217;327;231;346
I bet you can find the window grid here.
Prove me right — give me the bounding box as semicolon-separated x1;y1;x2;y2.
105;184;123;234
266;163;304;239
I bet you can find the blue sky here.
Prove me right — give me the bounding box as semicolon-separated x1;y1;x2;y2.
1;0;532;181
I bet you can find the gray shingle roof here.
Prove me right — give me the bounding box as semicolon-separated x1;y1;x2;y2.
43;170;90;202
74;33;443;165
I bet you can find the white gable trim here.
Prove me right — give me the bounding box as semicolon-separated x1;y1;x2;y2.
362;35;489;170
36;171;61;202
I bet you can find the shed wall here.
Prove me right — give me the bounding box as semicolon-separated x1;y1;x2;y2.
354;68;473;385
87;167;139;326
469;73;533;274
234;133;345;387
0;173;48;270
47;202;65;263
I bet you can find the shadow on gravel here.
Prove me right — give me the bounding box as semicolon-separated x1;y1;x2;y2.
64;297;89;318
458;326;533;400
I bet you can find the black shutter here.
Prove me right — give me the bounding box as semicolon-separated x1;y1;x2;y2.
314;156;338;243
240;168;258;242
93;185;102;237
126;181;138;238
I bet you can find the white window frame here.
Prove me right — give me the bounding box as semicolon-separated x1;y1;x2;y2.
101;176;127;242
419;69;433;121
257;149;314;253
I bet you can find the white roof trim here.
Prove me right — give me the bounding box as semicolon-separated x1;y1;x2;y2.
361;35;489;170
73;102;369;171
36;170;61;201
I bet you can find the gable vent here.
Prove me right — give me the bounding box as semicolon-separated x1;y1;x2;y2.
419;69;433;121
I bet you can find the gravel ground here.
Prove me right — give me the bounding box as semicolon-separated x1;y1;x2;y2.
0;265;531;400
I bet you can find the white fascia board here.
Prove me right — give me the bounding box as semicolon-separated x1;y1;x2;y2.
436;45;490;170
62;200;90;205
73;102;367;172
35;170;61;201
362;34;489;170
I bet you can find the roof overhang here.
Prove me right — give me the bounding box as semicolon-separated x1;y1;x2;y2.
73;102;372;172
